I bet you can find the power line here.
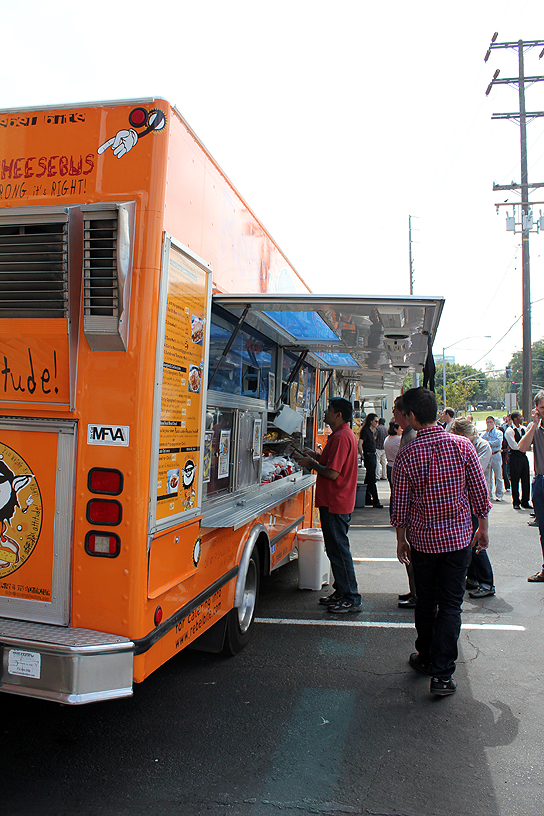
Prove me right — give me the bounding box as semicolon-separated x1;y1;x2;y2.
470;314;522;368
470;294;544;368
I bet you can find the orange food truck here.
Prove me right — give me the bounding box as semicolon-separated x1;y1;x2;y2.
0;98;444;703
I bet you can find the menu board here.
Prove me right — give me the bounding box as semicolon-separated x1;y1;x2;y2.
156;242;210;522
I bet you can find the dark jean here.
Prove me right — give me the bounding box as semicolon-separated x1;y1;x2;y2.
531;474;544;573
509;452;530;506
319;506;361;605
363;453;379;505
467;547;494;588
412;544;472;680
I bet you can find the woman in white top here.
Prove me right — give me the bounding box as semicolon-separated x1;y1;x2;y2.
384;420;402;518
384;421;402;489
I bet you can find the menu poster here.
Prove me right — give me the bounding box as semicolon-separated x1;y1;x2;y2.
267;373;275;410
252;419;262;460
296;368;305;408
290;382;297;410
218;430;231;479
202;431;213;484
156;242;209;521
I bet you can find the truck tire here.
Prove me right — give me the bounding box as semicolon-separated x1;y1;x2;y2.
223;546;260;655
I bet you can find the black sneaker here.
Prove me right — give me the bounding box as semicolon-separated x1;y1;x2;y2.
468;585;495;598
465;578;479;590
409;652;431;675
319;591;342;606
327;599;362;614
430;676;457;696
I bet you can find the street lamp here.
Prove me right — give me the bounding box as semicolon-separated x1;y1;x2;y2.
441;336;491;408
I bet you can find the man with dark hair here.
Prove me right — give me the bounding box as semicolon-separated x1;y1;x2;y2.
440;407;455;431
391;387;491;696
328;397;353;424
295;398;361;613
505;411;532;510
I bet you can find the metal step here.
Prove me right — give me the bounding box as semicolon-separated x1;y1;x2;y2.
0;618;134;705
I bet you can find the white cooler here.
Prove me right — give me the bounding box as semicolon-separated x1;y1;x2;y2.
296;528;330;590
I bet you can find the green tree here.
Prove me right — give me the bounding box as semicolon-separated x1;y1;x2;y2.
485;361;507;409
440;362;487;412
402;364;491;411
402;372;414;391
508;338;544;405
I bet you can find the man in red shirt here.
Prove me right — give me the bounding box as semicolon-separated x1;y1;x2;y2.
391;387;491;696
296;398;361;613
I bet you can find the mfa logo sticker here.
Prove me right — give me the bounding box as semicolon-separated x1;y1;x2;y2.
88;425;130;447
0;444;42;578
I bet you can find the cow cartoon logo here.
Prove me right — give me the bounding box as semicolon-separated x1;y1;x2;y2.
98;107;167;159
182;459;196;489
182;458;197;510
0;445;42;578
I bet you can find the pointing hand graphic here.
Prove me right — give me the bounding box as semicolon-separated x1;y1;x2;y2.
98;128;138;158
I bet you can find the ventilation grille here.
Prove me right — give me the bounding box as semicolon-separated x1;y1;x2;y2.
83;213;118;317
0;222;68;318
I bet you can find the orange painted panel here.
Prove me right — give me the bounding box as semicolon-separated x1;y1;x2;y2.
148;519;202;599
0;103;169;208
0;319;70;406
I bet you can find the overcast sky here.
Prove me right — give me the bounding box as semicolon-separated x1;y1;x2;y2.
2;0;544;372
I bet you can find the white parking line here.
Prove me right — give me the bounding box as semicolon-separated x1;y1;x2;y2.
350;525;393;530
255;618;525;631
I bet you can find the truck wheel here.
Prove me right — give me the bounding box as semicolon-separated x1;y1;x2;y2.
223;546;260;655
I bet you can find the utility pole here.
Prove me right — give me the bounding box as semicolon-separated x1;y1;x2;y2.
485;35;544;421
408;215;419;385
408;215;415;295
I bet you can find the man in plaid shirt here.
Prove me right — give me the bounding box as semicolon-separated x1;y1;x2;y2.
391;387;491;696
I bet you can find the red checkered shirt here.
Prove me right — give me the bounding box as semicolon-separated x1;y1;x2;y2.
390;424;492;553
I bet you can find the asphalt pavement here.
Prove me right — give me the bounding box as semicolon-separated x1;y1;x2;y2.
2;479;544;816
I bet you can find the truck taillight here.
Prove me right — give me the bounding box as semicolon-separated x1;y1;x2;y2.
88;468;123;495
87;499;122;525
85;532;121;557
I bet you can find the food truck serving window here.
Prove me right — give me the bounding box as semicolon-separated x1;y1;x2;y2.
212;293;444;383
262;310;339;342
208;307;276;403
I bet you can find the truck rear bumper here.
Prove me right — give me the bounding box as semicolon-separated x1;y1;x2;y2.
0;619;134;704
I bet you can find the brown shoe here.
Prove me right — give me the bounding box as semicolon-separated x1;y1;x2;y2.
527;572;544;582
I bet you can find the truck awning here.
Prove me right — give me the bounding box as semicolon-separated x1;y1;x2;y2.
213;293;444;388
